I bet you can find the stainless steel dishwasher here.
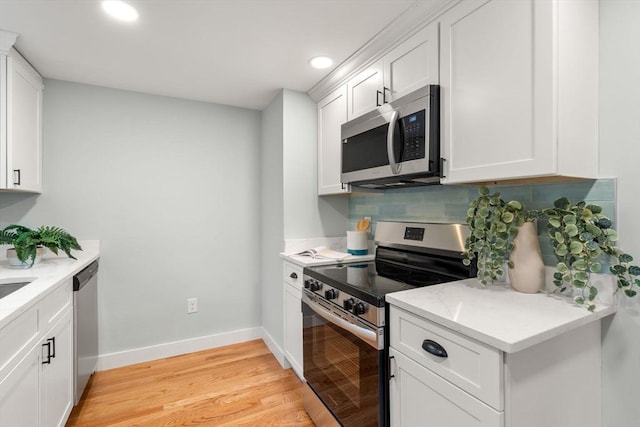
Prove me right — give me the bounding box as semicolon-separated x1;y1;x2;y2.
73;259;99;404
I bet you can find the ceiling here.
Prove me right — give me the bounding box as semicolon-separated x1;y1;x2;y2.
0;0;431;110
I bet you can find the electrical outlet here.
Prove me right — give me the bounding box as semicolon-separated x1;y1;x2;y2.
187;298;198;314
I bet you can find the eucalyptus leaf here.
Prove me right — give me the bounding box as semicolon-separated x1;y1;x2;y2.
628;265;640;275
565;224;579;237
556;244;568;257
619;253;634;263
554;197;570;210
586;204;602;214
548;218;561;228
569;241;584;255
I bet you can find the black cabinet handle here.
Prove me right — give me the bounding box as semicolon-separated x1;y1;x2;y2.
422;339;448;358
439;157;446;178
388;355;396;380
13;169;20;185
376;90;383;107
42;342;52;364
383;86;390;103
289;272;298;279
48;337;56;358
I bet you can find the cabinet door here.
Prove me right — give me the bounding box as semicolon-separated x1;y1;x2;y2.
440;0;554;184
283;282;303;380
0;343;41;427
6;49;43;192
41;310;73;427
383;22;439;101
389;348;503;427
317;85;350;195
346;60;383;120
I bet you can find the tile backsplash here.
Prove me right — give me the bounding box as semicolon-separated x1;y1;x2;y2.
349;178;616;267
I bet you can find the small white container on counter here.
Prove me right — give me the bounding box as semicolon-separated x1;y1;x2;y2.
347;231;368;255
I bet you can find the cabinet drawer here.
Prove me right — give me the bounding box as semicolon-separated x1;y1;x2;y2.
0;305;40;377
390;306;503;410
40;279;72;330
283;262;303;288
389;348;503;427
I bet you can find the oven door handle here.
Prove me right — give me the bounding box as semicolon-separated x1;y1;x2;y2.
303;293;380;350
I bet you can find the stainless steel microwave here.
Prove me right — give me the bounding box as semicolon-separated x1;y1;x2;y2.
341;85;440;188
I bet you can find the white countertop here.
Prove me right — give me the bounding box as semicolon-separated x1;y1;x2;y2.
386;278;617;353
280;252;375;267
0;240;100;329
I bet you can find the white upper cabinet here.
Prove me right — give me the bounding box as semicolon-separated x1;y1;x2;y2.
439;0;598;184
1;32;43;193
383;22;439;102
318;22;440;195
317;85;349;195
346;22;440;121
346;60;383;121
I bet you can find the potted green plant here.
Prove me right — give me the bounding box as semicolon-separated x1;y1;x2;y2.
543;197;640;311
463;187;539;285
0;224;82;267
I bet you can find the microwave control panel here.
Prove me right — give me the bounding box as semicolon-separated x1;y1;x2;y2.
400;110;426;161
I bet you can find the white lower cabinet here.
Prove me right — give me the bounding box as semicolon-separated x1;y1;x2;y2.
0;343;41;426
390;348;502;427
389;305;602;427
0;279;74;427
41;310;73;427
282;261;304;380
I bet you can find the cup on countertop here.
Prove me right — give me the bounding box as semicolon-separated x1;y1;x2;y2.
347;231;368;255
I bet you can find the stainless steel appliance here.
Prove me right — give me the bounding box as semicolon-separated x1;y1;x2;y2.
73;259;99;404
341;85;440;189
302;222;475;427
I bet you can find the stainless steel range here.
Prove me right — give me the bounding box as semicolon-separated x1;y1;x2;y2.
302;221;475;427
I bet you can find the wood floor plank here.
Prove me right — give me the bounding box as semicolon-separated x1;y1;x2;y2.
66;340;314;426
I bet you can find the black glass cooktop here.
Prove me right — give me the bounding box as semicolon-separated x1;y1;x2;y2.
304;259;461;307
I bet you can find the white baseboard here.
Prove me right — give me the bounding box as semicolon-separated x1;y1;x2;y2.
96;327;263;371
260;327;289;369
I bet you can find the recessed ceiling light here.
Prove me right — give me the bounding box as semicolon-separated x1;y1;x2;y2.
309;56;333;69
102;0;139;22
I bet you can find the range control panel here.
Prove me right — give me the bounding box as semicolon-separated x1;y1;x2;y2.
303;277;383;327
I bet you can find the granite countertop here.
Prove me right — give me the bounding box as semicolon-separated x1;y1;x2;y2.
386;278;617;353
0;240;100;329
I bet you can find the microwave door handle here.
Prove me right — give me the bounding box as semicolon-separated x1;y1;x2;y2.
387;110;401;174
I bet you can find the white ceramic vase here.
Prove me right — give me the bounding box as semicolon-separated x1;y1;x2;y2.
6;247;44;268
508;221;545;293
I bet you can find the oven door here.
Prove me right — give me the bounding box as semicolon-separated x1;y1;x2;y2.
302;291;386;427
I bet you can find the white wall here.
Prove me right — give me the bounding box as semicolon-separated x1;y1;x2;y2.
599;2;640;426
0;80;263;356
282;90;348;239
259;89;348;362
260;91;285;354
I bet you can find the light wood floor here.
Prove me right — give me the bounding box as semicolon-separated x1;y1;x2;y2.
66;340;315;426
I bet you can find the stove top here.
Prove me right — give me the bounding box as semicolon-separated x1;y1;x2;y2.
303;222;475;310
304;260;460;307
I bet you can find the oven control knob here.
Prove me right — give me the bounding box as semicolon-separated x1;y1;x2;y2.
310;281;322;292
354;302;366;315
343;298;355;310
304;279;312;289
325;289;338;300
